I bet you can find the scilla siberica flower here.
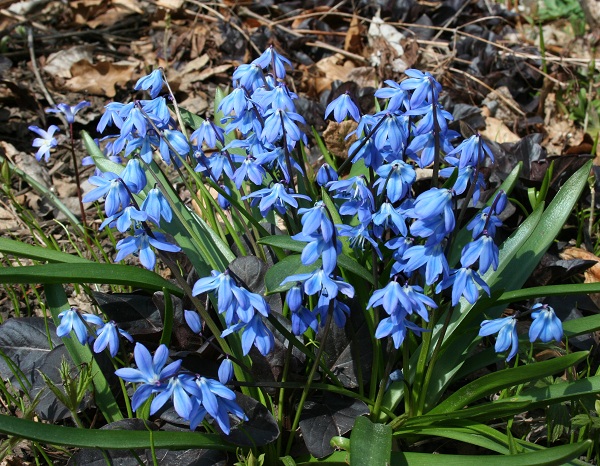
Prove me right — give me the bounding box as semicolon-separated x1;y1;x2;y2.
115;228;181;270
46;101;90;124
325;92;361;123
115;343;182;411
29;125;59;162
479;316;518;361
134;69;164;99
57;307;98;344
529;304;563;343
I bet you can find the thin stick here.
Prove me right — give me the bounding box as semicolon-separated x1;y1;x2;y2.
27;28;65;127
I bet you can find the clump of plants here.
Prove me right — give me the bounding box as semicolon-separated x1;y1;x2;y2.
1;46;600;465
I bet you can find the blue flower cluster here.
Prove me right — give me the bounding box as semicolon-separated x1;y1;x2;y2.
479;303;564;361
193;269;274;356
115;343;246;434
56;306;133;357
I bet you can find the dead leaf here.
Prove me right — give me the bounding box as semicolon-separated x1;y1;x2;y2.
64;60;136;97
344;14;362;54
480;116;520;144
322;120;357;159
315;54;356;94
560;247;600;307
44;46;94;79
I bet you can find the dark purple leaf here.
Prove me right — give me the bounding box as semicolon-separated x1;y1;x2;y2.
298;393;369;458
0;317;61;386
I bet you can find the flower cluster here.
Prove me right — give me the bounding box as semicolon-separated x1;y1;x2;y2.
115;343;246;434
56;306;133;357
479;303;564;361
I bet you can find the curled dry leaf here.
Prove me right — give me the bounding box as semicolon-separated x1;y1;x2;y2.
64;60;136;97
560;247;600;307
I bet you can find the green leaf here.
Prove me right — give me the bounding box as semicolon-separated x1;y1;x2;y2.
0;413;234;451
0;263;183;297
428;351;588;415
0;238;91;264
311;127;337;170
388;441;591;465
349;416;392;466
497;282;600;305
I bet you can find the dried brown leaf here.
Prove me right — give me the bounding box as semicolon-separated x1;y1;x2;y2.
64;60;135;97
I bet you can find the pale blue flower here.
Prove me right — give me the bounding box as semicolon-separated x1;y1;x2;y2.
529;304;563;343
29;125;59;162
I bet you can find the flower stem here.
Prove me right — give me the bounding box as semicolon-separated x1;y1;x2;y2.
284;301;335;456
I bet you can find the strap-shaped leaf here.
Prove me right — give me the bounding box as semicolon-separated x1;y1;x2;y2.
0;413;234;451
0;238;91;263
428;351;588;415
0;263;183;297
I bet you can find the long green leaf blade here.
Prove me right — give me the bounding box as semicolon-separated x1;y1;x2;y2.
0;263;183;296
429;351;588;415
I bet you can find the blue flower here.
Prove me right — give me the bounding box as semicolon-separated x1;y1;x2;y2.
315;294;351;328
368;280;435;321
337;223;382;260
252;46;292;79
327;176;374;224
253;83;297;112
150;373;196;419
348;137;383;170
403;242;449;285
97;102;126;133
218;359;234;385
374;160;416;203
57;307;92;344
222;314;274;356
159;129;190;165
140;98;171;128
298;201;335;241
195;150;236;181
375;311;426;349
120;158;147;193
460;234;499;274
191;375;246;434
467;206;502;239
46;101;90;124
192;270;270;328
218;86;250;116
374;80;409;112
479;316;518;361
244;183;310;217
134;69;164;98
100;205;148;232
399;69;442;107
115;343;182;411
115;229;181;270
529;304;563;343
93;321;134;357
372;112;409;153
141;187;172;226
316;163;338;186
232;156;266;188
325;92;361;122
281;268;354;301
291;305;318;335
446;134;494;168
184;309;202;334
83;172;131;217
436;267;490;306
292;229;341;275
217;185;232;210
372;201;408;238
191;119;225;149
232;63;264;91
410;188;455;239
29;125;60;162
261;109;306;145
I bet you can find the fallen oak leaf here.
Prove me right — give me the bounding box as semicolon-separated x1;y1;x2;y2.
64;60;136;97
